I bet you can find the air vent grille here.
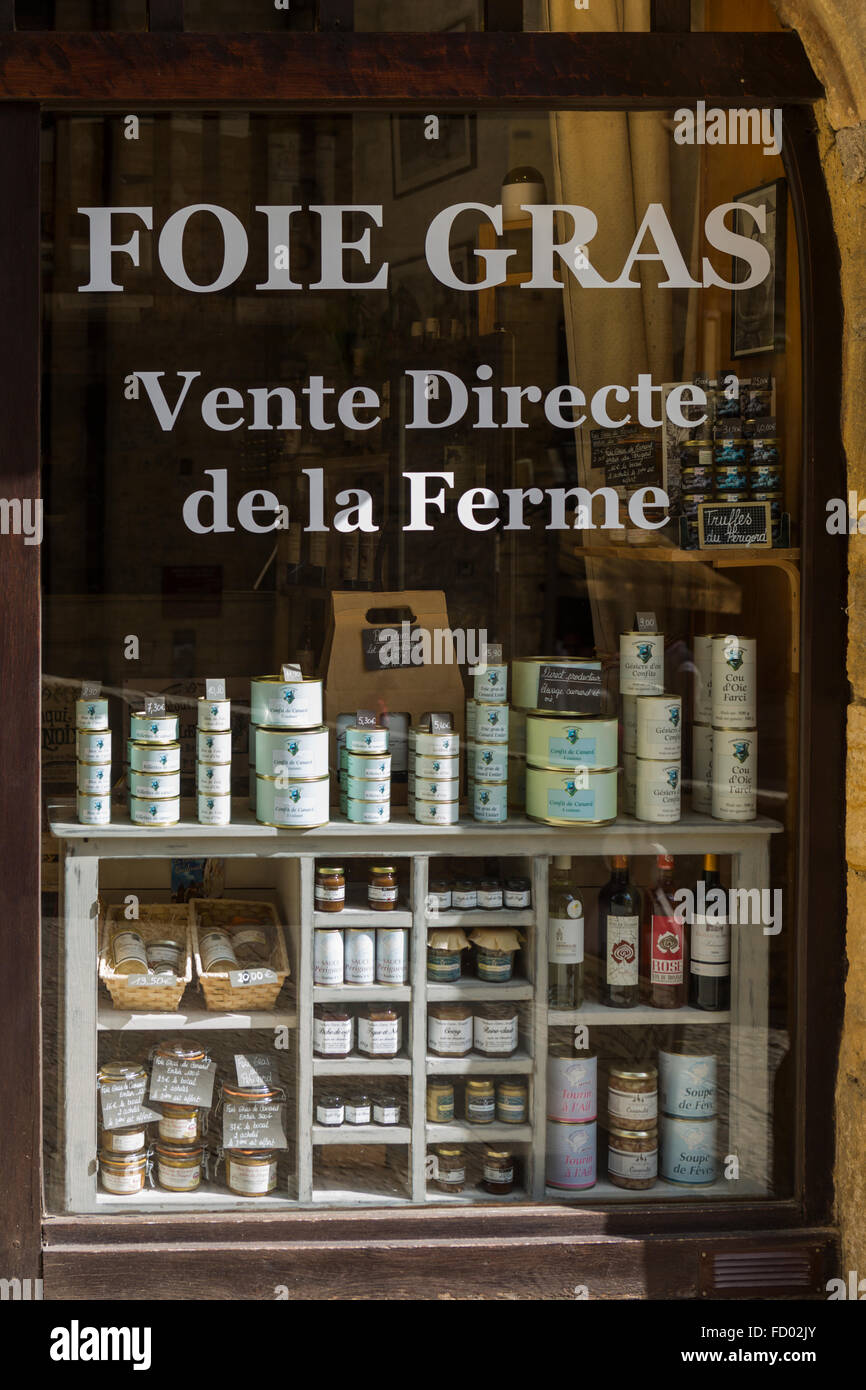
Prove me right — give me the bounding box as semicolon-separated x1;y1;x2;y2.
700;1247;822;1297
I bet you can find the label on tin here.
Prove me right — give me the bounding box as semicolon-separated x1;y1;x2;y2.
690;914;730;975
546;1121;597;1189
605;914;639;985
274;785;328;825
376;930;407;983
660;1118;718;1184
549;734;596;763
428;1015;472;1053
223;1102;288;1150
474;1015;518;1053
206;678;226;699
344;931;375;984
619;635;664;695
548;1056;597;1121
314;931;344;984
549;913;584;965
650;915;685;986
357;1016;401;1055
198;796;231;826
474;785;507;821
227;1157;277;1194
547;784;596;821
608;1145;657;1181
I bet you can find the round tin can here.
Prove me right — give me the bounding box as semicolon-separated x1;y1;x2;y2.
680;440;714;474
197;792;231;826
713;386;741;421
659;1050;718;1118
376;927;408;985
472;663;508;704
250;674;323;730
345;775;390;802
619;632;664;696
314;928;344;985
750;461;783;491
512;657;603;716
474;702;508;744
711;728;757;821
526;714;618;771
344;928;375;984
197;761;232;795
547;1053;597;1122
744;386;772;417
129;769;181;800
415;753;459;780
418;777;460;804
711;634;756;729
77;792;111;825
693;634;713;724
346;797;391;824
691;722;713;815
346;751;392;781
415;730;459;758
77;762;111;795
660;1115;718;1186
77;730;111;764
415;797;459;825
621;694;637;755
714;462;749;492
345;725;389;754
712;435;747;468
465;699;477;741
525;765;618;826
473;781;508;823
636;695;682;760
680;464;714;495
197;697;231;732
129;740;180;775
621;751;637;815
130;795;180;826
256;773;330;828
197;729;232;764
750;434;780;467
130;712;179;745
545;1119;597;1191
635;757;681;823
76;697;109;731
470;742;509;782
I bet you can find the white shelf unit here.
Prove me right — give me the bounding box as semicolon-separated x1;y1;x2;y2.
51;801;780;1212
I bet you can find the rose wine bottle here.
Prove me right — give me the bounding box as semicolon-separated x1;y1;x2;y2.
641;854;686;1008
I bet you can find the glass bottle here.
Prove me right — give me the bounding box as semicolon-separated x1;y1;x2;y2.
599;854;641;1008
641;853;686;1009
688;853;731;1011
547;855;584;1010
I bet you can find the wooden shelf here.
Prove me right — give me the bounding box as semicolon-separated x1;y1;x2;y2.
313;1054;412;1076
427;1121;533;1143
97;1003;297;1031
313;985;411;1003
427;979;534;1001
426;909;535;928
312;1125;410;1145
426;1050;534;1075
548;1005;732;1027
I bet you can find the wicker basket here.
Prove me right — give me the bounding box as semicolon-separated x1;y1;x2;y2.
99;903;194;1012
191;899;290;1011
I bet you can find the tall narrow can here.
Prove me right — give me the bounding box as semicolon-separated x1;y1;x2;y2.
711;728;757;821
711;634;756;729
619;631;664;695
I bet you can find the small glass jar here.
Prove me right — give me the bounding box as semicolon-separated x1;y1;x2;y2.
345;1094;372;1125
314;1004;353;1058
316;1093;344;1127
198;928;239;974
315;865;346;912
157;1102;202;1146
473;1003;519;1057
427;945;462;983
428;1003;473;1057
428;879;452;912
427;1080;455;1123
432;1145;465;1193
477;878;503;911
99;1124;148;1155
155;1141;203;1192
607;1127;658;1190
373;1094;401;1126
99;1148;148;1196
482;1146;516;1195
368;864;398;911
146;939;184;974
475;945;514;983
110;928;149;975
496;1080;528;1125
230;922;271;964
225;1148;277;1197
608;1065;658;1129
357;1005;402;1058
465;1079;496;1124
98;1060;147;1088
504;877;531;910
452;879;477;911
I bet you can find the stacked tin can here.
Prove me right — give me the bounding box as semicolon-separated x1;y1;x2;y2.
747;413;783;544
691;634;713;814
413;718;460;826
709;634;757;821
634;693;682;823
659;1049;719;1186
127;708;181;826
196;691;232;826
468;653;509;824
619;631;668;818
511;657;614;825
251;672;329;828
340;723;391;824
76;692;112;826
545;1045;597;1191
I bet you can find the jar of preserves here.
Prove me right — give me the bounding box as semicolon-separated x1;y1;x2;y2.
475;944;515;983
155;1141;203;1192
466;1078;496;1124
427;946;462;983
504;877;531;910
427;1080;455;1123
198;928;239;974
313;1004;353;1057
98;1060;147;1088
345;1094;372;1125
452;879;477;912
99;1148;148;1196
608;1065;658;1128
225;1148;278;1197
607;1127;658;1190
315;865;346;912
99;1124;148;1155
157;1103;202;1146
368;864;398;911
357;1005;402;1057
373;1093;401;1125
146;939;184;974
428;879;452;912
154;1038;209;1067
477;877;503;911
428;1003;473;1057
473;1003;519;1057
316;1093;344;1126
110;928;149;975
496;1080;528;1124
482;1146;516;1194
432;1145;465;1193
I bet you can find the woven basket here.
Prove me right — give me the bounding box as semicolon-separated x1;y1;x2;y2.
191;899;290;1011
99;903;194;1012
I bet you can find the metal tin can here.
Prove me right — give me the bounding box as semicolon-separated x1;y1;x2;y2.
659;1050;718;1118
314;928;344;985
619;632;664;695
197;729;232;765
346;751;392;780
621;693;637;754
197;792;231;826
547;1053;597;1122
129;769;181;800
749;434;781;467
691;722;713;814
680;464;714;496
526;714;617;771
415;753;459;780
77;792;111;826
376;927;409;985
415;797;459;825
512;657;603;716
472;663;508;703
714;462;749;492
621;751;637;815
197;761;232;794
77;729;111;764
635;757;680;823
248;724;258;769
751;489;783;524
525;765;618;826
712;435;747;468
129;740;180;775
473;781;508;823
76;697;109;730
680;440;714;474
473;702;508;744
256;773;330;828
250;674;323;729
546;1119;597;1190
130;795;180;826
711;634;756;729
418;777;460;804
130;712;179;745
744;386;772;417
347;797;391;824
750;461;783;491
693;634;713;724
660;1115;718;1186
345;724;389;754
415;731;459;758
465;699;477;740
197;697;231;732
344;928;376;985
345;775;390;803
711;728;757;821
77;762;111;795
256;725;329;779
635;695;682;760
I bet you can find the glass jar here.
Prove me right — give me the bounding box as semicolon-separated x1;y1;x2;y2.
229;919;271;964
198;928;239;974
345;1094;372;1125
607;1126;658;1190
146;939;184;974
466;1079;496;1124
473;1003;519;1057
475;945;514;983
157;1102;202;1146
155;1141;203;1192
110;927;149;975
452;879;477;911
357;1005;402;1058
373;1093;401;1125
504;877;531;910
99;1148;148;1196
432;1145;465;1193
98;1060;147;1088
427;946;462;983
99;1124;148;1155
427;1080;455;1123
608;1065;658;1128
315;865;346;912
428;1003;473;1057
314;1004;353;1057
225;1148;277;1197
482;1146;516;1194
316;1092;344;1126
496;1080;528;1125
428;879;452;911
477;877;503;910
368;864;398;911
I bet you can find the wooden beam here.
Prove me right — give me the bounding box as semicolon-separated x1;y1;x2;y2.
147;0;184;31
651;0;691;31
317;0;354;30
484;0;524;30
0;33;823;106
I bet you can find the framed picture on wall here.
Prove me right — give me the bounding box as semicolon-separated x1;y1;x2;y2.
391;112;477;199
730;177;787;357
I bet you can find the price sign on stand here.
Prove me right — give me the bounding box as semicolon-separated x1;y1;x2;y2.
149;1054;217;1108
698;500;772;549
235;1053;280;1088
99;1077;161;1130
222;1101;287;1150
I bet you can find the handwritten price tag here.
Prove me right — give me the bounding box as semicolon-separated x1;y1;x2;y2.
229;967;279;989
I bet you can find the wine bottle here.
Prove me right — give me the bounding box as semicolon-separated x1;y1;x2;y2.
548;855;584;1010
688;853;731;1011
599;854;641;1008
641;853;686;1009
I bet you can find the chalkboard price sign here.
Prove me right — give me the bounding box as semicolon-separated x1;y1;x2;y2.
99;1076;161;1131
698;500;772;549
149;1054;217;1108
223;1101;287;1150
591;429;662;490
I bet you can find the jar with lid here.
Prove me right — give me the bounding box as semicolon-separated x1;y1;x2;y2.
427;945;462;983
482;1146;516;1194
431;1145;465;1193
155;1141;203;1192
157;1102;202;1146
473;1003;519;1057
373;1093;401;1125
229;918;271;964
496;1080;528;1124
100;1123;149;1155
357;1005;402;1057
345;1093;372;1125
477;877;503;911
316;1092;344;1126
475;943;515;983
607;1127;658;1190
504;877;531;910
146;939;184;974
368;864;398;911
427;1080;455;1123
465;1079;495;1124
313;1004;353;1058
452;879;477;912
99;1148;148;1196
110;928;149;975
428;1003;473;1057
608;1065;658;1128
224;1149;278;1197
198;928;239;974
315;865;346;912
98;1060;147;1090
428;878;452;912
